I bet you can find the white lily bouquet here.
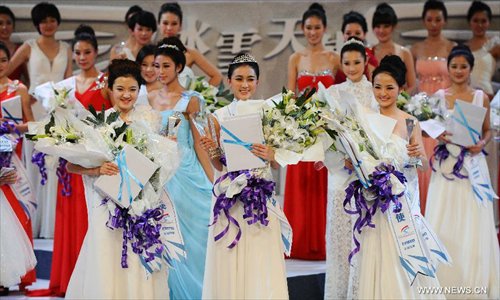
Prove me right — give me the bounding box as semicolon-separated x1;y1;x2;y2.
187;76;232;113
262;87;333;166
317;82;451;284
27;104;184;274
316;84;380;185
397;91;445;122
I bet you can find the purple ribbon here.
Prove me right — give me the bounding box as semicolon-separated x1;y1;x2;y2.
56;158;71;196
32;152;48;185
211;156;275;248
0;120;19;136
430;144;468;180
0;152;12;168
102;198;166;269
344;163;406;263
0;121;20;168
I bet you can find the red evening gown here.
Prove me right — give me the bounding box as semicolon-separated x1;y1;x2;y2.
28;75;111;297
0;83;37;286
283;70;335;260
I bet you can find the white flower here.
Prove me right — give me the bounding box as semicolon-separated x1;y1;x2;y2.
226;173;248;198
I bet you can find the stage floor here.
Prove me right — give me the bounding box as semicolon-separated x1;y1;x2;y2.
5;239;326;299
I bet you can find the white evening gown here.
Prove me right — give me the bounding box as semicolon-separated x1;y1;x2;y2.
65;183;169;299
470;36;499;97
0;189;37;287
178;66;195;89
325;75;379;300
425;90;500;299
65;109;170;300
357;134;444;299
202;100;289;300
26;39;69;238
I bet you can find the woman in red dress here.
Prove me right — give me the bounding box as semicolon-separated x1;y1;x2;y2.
285;3;340;260
0;41;36;293
335;11;378;83
27;25;111;297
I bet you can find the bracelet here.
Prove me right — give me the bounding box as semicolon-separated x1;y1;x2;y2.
208;147;221;159
478;139;486;147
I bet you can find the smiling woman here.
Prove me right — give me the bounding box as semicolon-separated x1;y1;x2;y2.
148;37;213;300
284;2;340;262
156;2;222;87
109;10;156;61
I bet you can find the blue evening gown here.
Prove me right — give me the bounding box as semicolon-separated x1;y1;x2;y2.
160;91;212;299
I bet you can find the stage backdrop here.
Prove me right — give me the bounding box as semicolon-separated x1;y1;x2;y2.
5;1;500;209
7;0;499;97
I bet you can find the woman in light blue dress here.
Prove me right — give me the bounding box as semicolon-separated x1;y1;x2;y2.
149;37;213;300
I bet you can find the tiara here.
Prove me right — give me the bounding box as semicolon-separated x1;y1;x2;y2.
343;39;365;47
159;44;180;51
231;53;257;65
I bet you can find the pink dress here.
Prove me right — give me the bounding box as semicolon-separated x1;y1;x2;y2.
415;57;451;215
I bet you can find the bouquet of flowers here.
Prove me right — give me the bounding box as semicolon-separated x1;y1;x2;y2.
27;104;184;273
210;154;292;255
317;83;450;283
317;84;381;185
262;87;333;166
397;91;445;122
188;76;233;113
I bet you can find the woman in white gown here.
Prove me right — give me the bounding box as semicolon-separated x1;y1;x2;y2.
466;1;499;100
353;55;446;299
200;53;290;299
466;1;499;199
324;37;379;300
135;45;162;106
156;3;222;88
8;3;72;239
0;169;37;291
425;45;499;299
65;59;175;299
109;10;156;61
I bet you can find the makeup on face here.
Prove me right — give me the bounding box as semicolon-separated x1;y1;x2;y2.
228;65;258;101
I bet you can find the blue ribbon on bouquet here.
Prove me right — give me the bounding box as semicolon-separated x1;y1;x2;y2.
2;107;22;124
452;102;481;145
344;163;406;263
115;150;145;205
220;125;265;162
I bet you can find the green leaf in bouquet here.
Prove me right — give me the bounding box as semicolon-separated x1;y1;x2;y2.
44;114;55;134
106;111;121;125
25;133;48;141
296;87;316;107
114;123;129;142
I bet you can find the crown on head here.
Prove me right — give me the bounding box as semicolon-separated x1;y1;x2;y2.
159;44;180;51
231;53;257;65
343;38;365;47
